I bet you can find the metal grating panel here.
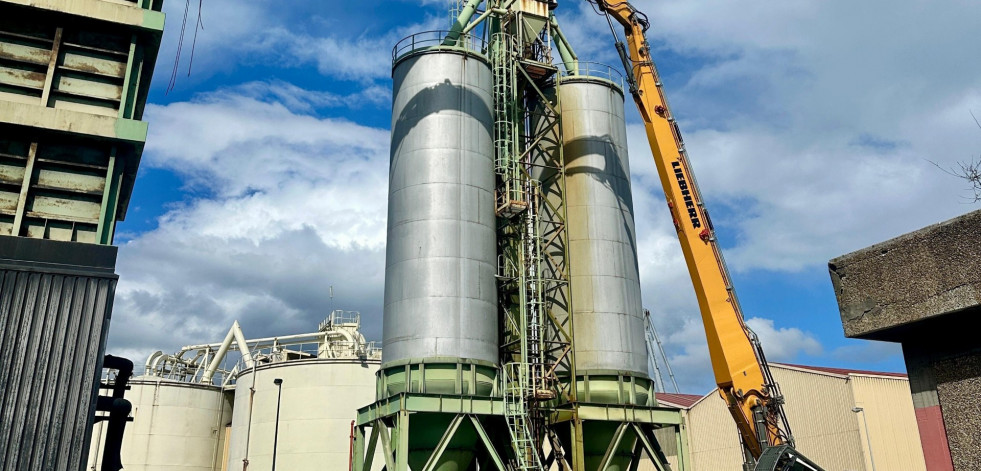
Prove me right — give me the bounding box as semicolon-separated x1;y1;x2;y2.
0;237;117;471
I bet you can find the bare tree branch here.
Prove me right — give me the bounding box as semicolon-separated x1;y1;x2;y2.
929;112;981;203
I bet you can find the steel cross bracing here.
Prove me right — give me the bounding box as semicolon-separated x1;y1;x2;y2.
644;309;680;394
488;4;575;470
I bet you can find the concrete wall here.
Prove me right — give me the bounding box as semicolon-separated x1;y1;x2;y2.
828;209;981;341
829;209;981;471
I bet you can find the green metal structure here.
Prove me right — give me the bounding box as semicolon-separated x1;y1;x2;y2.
0;0;163;244
354;1;689;469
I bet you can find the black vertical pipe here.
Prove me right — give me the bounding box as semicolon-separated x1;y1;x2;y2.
271;378;283;471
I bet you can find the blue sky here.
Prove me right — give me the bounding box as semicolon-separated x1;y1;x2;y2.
107;0;981;394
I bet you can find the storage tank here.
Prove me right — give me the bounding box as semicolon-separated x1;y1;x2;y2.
87;377;232;471
379;35;498;471
381;39;498;398
551;69;654;470
225;358;381;471
560;72;650;393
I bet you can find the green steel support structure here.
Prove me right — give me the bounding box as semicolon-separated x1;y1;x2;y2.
355;2;686;469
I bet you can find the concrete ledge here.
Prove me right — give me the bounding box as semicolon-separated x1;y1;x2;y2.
0;0;165;31
829;209;981;341
0;101;148;143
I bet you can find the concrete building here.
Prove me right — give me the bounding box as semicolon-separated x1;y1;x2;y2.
830;209;981;471
1;0;163;469
667;364;926;471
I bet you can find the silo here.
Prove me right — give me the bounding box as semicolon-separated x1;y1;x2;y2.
382;44;498;396
87;377;232;471
555;73;653;469
380;40;497;470
225;358;382;471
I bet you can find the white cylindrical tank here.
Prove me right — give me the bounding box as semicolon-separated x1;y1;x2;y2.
87;377;232;471
225;358;382;471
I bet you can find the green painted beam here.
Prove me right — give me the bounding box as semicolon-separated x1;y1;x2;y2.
470;416;506;471
377;420;397;471
422;415;464;471
574;404;684;425
356;393;505;425
597;423;628;471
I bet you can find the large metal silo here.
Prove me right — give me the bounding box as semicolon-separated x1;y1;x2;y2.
559;75;651;405
382;46;498;398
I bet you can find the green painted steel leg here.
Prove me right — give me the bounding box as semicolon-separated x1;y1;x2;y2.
353;426;366;471
571;418;586;471
628;441;643;471
677;423;690;471
470;416;506;471
396;410;410;471
364;424;381;471
422;415;464;471
377;420;397;471
597;423;628;471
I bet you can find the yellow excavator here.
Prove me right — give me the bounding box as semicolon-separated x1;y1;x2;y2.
587;1;825;470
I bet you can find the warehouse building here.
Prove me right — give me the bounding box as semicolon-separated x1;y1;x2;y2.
671;364;926;471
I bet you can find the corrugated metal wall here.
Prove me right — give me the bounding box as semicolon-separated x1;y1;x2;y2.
850;375;927;471
684;366;927;471
0;238;117;471
775;368;866;471
685;393;742;470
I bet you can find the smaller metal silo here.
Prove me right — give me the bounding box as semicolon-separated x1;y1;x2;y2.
550;66;655;470
381;33;498;399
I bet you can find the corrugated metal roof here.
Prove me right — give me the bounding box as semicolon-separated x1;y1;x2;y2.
656;393;703;408
776;363;908;379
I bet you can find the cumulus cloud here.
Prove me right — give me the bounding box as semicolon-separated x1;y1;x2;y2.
157;0;445;87
113;0;981;386
745;317;822;360
108;86;390;364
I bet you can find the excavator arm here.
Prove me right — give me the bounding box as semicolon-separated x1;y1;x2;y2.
586;1;823;469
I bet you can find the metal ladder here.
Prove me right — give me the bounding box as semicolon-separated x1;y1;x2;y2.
503;363;544;470
492;25;544;470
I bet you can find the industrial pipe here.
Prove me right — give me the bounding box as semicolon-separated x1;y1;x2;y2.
201;320;253;384
549;13;579;74
97;355;135;471
444;0;483;45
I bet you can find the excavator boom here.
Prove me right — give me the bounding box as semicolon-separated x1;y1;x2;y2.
586;1;824;469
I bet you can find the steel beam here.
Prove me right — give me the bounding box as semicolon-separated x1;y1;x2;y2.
422;415;464;471
470;416;506;471
597;423;628;471
377;420;397;471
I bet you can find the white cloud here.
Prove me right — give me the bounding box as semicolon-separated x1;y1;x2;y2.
108;86;390;363
745;317;823;361
157;0;445;87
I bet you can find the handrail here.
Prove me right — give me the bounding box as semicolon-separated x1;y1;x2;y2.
560;60;626;92
392;30;488;64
